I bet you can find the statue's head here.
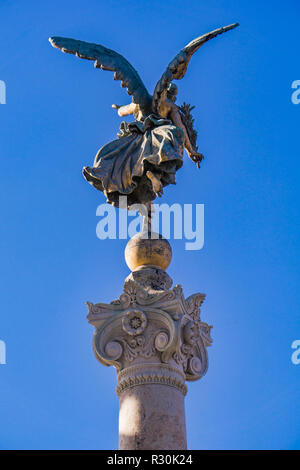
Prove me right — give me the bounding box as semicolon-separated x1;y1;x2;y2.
183;320;200;346
167;82;178;102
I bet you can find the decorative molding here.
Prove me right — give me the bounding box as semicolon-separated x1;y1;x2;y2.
116;362;187;396
117;362;186;383
116;372;187;396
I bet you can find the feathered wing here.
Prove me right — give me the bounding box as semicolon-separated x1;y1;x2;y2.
152;22;239;113
49;37;152;113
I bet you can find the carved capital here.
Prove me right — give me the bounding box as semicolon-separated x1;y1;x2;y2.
86;268;212;394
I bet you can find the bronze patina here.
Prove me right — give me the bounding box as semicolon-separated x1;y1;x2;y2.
49;23;239;208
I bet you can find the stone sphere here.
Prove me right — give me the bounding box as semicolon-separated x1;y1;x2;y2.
125;231;172;272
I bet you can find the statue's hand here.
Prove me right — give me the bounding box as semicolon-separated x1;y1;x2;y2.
190;152;204;168
112;104;121;110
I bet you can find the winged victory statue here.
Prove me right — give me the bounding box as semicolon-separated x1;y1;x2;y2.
49;23;239;209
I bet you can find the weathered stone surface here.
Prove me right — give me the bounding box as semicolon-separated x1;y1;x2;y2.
125;232;172;272
126;265;173;291
119;384;187;450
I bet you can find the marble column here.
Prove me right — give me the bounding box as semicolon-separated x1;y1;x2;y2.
86;232;212;450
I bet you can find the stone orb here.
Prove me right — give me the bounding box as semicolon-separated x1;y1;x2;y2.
125;231;172;272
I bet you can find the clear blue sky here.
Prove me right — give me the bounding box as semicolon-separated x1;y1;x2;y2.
0;0;299;450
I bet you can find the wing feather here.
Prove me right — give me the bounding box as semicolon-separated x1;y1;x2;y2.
49;37;152;112
152;23;239;113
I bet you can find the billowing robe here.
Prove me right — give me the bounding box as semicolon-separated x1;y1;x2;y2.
82;114;185;207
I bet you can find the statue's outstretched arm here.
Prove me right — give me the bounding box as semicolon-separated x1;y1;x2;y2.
170;106;204;165
112;102;137;117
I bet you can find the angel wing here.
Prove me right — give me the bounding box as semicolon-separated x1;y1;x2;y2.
152;22;239;113
49;37;152;114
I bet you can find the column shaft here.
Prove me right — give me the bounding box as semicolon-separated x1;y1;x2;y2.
118;384;187;450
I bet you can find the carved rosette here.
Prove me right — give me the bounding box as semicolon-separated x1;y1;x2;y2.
86;273;212;397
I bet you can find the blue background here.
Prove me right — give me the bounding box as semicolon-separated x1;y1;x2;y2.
0;0;299;450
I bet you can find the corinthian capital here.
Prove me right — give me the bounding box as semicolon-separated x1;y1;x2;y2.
86;266;212;396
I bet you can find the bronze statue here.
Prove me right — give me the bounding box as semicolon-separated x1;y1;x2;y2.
49;23;238;208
